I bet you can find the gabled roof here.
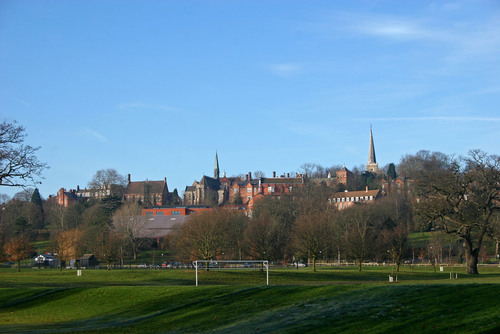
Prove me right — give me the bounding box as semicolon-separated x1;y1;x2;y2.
231;180;258;187
185;185;196;192
126;180;166;195
338;166;351;173
199;176;221;190
140;215;188;238
62;190;79;200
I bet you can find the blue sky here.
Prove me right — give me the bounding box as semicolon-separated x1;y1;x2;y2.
1;0;499;200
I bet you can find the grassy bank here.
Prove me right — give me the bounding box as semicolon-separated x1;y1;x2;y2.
0;266;499;333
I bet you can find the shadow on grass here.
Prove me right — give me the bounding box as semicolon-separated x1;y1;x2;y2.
1;284;499;333
0;288;74;309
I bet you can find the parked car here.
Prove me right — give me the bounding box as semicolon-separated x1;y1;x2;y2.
138;263;148;268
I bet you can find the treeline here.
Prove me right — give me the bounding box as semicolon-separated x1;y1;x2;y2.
0;150;498;275
170;185;414;272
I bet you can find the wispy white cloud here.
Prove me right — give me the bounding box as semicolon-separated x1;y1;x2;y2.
267;63;303;77
331;11;500;60
118;102;182;113
83;128;108;142
347;16;434;40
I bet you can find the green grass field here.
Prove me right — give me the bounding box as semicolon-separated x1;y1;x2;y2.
1;266;499;333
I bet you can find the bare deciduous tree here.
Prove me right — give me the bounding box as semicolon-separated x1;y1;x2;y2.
415;150;500;274
0;120;47;188
292;210;334;271
343;206;377;271
13;188;34;201
175;209;247;269
397;150;451;179
249;195;297;262
245;210;274;261
88;168;127;197
379;224;408;272
253;170;265;178
113;203;146;260
83;224;122;270
50;229;83;271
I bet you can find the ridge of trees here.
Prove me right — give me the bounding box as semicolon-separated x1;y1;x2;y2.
0;149;498;276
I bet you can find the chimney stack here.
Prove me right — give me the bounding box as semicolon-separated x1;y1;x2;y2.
273;171;276;178
248;172;252;180
127;174;131;184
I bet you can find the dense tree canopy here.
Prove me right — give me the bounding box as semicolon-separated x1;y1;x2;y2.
175;209;247;267
1;144;498;274
414;150;500;274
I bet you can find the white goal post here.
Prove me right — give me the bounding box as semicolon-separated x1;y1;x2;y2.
194;260;269;286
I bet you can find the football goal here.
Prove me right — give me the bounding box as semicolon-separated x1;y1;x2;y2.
194;260;269;286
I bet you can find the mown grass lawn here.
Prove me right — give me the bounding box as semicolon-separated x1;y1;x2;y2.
0;266;499;333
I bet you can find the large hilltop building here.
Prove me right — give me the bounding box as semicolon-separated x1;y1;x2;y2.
184;127;382;207
124;174;170;206
183;153;306;206
53;174;173;207
54;127;382;210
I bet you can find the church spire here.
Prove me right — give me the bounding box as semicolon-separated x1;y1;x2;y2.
367;126;379;173
214;151;220;179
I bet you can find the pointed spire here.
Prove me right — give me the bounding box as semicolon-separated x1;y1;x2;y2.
367;126;379;173
368;125;376;164
214;151;220;179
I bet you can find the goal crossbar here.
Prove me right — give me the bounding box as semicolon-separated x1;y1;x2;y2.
194;260;269;286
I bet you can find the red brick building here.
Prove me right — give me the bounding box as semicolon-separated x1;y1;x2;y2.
55;188;79;207
125;174;170;206
183;153;306;206
228;171;304;204
380;176;414;197
142;206;212;216
335;167;353;188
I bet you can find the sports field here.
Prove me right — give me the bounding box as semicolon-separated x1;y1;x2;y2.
0;265;499;333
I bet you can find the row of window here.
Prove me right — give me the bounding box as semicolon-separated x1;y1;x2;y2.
328;196;374;203
145;210;182;216
234;187;263;194
233;186;294;194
